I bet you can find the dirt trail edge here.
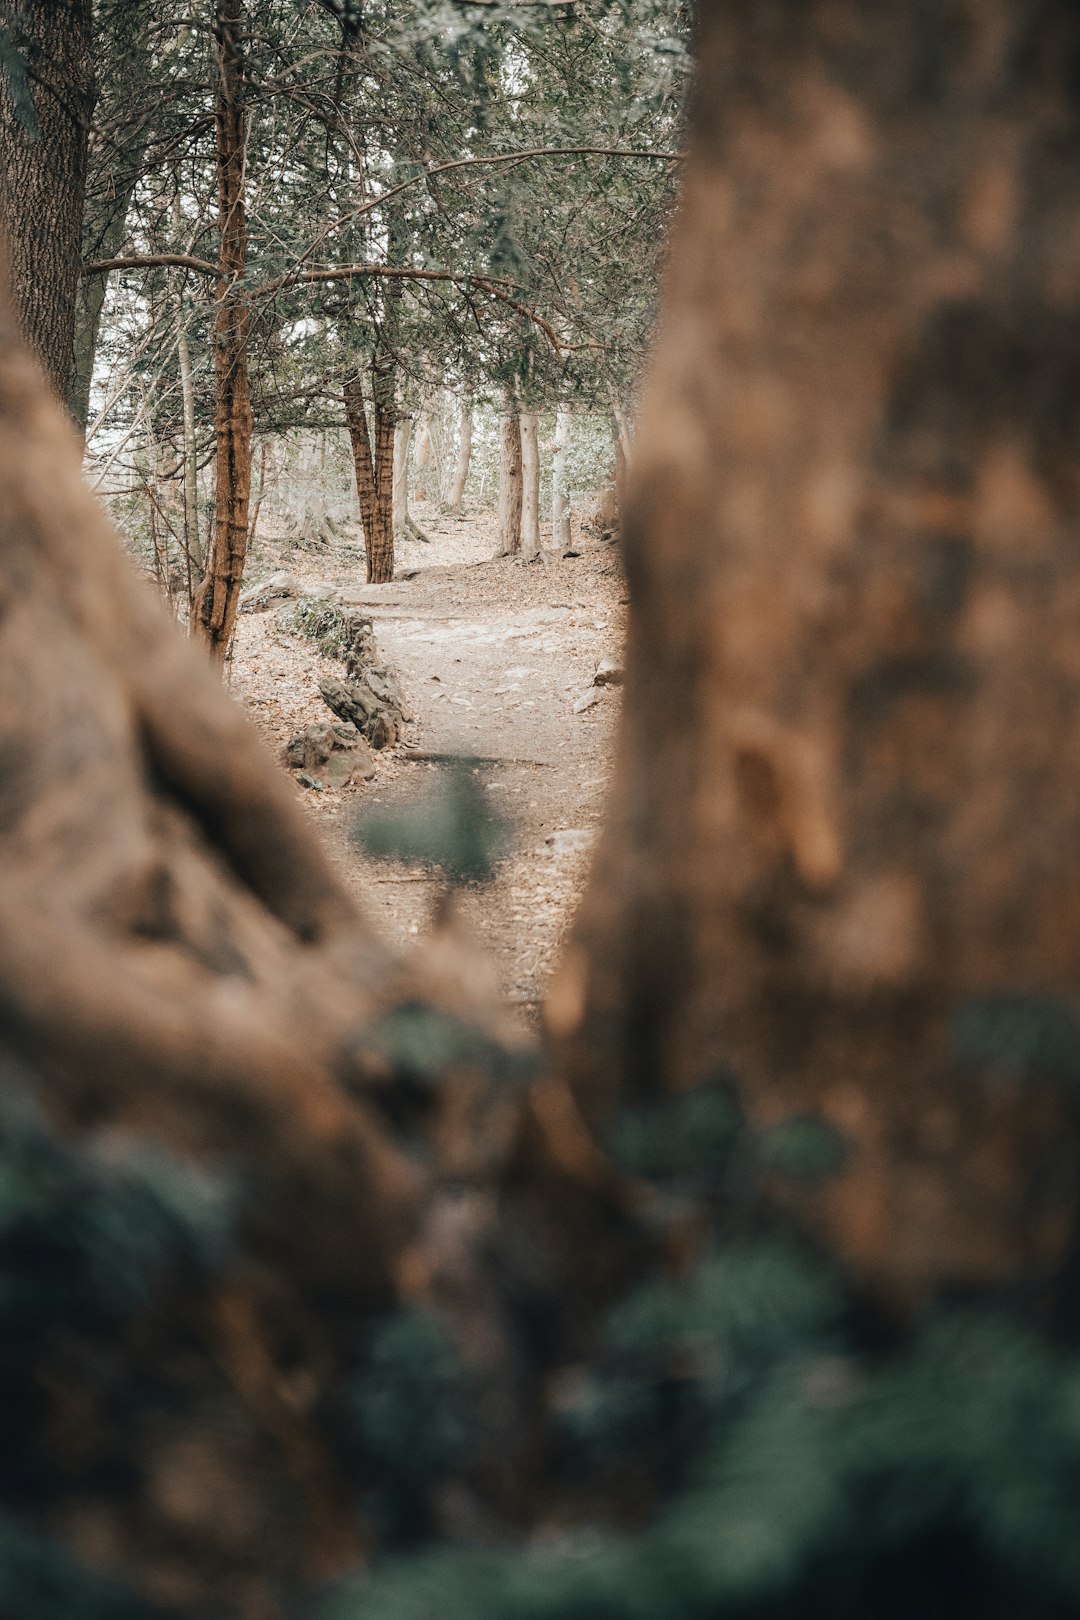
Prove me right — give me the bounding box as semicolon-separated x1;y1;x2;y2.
231;509;626;1018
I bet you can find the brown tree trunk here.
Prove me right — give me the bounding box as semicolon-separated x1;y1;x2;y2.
556;0;1080;1310
192;0;252;660
392;412;413;535
552;406;572;547
520;409;540;555
496;386;522;555
344;368;378;563
0;0;94;410
366;350;396;583
70;0;154;435
449;398;472;514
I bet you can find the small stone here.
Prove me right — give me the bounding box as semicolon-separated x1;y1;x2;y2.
545;828;597;856
573;689;599;714
284;721;375;787
239;570;297;613
593;657;624;687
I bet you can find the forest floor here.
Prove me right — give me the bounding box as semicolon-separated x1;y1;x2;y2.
230;499;626;1020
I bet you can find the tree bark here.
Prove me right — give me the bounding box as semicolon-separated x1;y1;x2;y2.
449;398;472;514
344;368;377;555
177;325;202;570
552;406;572;547
520;409;540;555
367;350;396;582
496;386;522;555
193;0;253;660
70;0;155;435
0;0;94;410
557;0;1080;1309
392;412;412;534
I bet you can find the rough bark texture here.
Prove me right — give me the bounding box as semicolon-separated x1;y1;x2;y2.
392;412;412;534
192;0;252;659
343;369;378;561
70;0;155;435
0;272;587;1610
520;410;540;555
178;328;201;568
0;0;94;409
449;400;472;514
556;0;1080;1309
496;388;522;556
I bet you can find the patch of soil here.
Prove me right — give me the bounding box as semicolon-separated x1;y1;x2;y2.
230;500;625;1018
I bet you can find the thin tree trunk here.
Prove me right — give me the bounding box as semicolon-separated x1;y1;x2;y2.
496;387;522;556
178;327;201;570
344;370;379;575
449;399;472;514
366;350;396;583
520;409;540;555
392;413;413;535
552;406;572;547
193;0;253;661
0;0;95;410
248;439;269;550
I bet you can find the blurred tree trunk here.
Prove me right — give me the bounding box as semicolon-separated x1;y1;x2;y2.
193;0;252;660
556;0;1080;1308
520;409;540;555
552;406;571;547
449;398;472;513
0;0;94;410
496;385;522;555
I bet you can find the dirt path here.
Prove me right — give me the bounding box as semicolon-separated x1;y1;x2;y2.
231;503;625;1018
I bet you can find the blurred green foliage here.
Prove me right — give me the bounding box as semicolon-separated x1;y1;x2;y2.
0;1073;233;1619
318;1035;1080;1620
353;759;506;882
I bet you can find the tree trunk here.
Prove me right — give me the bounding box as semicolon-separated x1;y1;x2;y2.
193;0;253;660
366;350;396;583
552;406;572;547
496;387;522;556
449;399;472;514
0;0;94;410
520;409;540;555
70;0;155;436
177;326;202;571
557;0;1080;1310
344;369;378;563
392;412;413;535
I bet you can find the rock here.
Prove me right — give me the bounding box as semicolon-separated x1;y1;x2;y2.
593;657;624;687
572;689;600;714
319;677;403;749
283;722;375;789
545;828;597;857
239;570;297;613
299;581;341;602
